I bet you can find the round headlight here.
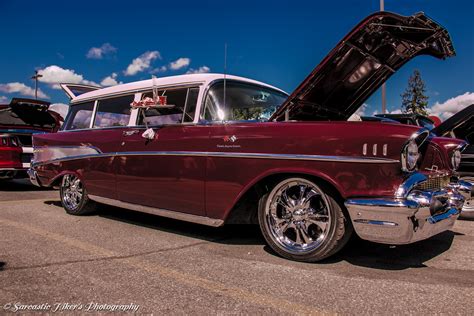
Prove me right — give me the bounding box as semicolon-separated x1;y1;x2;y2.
402;140;419;171
451;149;462;170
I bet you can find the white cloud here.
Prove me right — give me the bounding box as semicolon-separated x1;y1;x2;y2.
0;82;49;99
428;92;474;120
124;51;161;76
390;109;403;114
100;73;122;86
186;66;210;74
49;103;69;119
150;65;168;74
38;65;99;89
0;95;8;103
169;57;190;70
86;43;117;59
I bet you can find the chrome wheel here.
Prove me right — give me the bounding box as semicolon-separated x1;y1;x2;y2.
61;174;84;211
264;178;331;255
461;177;474;214
463;198;474;212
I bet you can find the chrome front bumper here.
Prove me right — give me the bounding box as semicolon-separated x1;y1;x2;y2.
27;168;41;187
345;175;471;245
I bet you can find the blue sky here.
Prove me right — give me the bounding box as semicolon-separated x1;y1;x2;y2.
0;0;473;117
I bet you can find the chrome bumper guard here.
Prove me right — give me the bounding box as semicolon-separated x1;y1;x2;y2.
345;174;471;245
27;168;41;187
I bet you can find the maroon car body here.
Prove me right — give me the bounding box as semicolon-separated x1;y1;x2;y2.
29;12;472;262
0;98;62;179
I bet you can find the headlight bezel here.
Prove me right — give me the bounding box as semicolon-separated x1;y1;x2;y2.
401;128;430;173
401;140;420;172
451;149;462;170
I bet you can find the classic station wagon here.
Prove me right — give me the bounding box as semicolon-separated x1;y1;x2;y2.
29;12;473;262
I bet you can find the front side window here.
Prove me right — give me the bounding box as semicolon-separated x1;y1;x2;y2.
63;101;95;130
203;81;287;121
138;87;199;125
94;95;133;128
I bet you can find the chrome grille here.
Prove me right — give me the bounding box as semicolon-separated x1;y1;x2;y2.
416;175;450;191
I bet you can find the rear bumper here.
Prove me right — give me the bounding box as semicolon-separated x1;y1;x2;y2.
27;168;41;187
345;178;470;245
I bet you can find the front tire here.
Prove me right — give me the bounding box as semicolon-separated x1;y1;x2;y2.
460;176;474;219
258;177;352;262
60;174;97;215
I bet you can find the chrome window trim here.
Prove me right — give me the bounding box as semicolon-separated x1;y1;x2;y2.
58;125;129;133
32;150;399;167
71;82;204;105
89;99;98;129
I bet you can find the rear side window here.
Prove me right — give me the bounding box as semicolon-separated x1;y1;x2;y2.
94;95;133;128
63;102;95;130
138;87;199;125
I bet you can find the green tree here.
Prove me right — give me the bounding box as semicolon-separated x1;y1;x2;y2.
401;70;429;116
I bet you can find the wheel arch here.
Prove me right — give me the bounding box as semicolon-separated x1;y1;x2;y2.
48;169;84;188
223;168;346;224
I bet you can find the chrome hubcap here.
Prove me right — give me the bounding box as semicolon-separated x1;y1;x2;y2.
463;196;474;211
462;177;474;212
265;179;331;254
61;174;83;210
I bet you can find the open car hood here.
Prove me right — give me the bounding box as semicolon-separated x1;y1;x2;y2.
271;12;455;121
432;104;474;141
0;98;62;131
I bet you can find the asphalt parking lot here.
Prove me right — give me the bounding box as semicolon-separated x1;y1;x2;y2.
0;179;473;315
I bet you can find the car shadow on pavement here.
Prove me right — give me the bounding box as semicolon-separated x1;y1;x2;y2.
94;204;265;245
44;200;461;270
319;230;459;270
0;179;52;191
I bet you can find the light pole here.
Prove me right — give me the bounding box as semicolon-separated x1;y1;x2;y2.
380;0;387;114
31;70;43;100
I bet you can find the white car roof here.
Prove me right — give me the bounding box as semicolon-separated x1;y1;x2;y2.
72;73;287;103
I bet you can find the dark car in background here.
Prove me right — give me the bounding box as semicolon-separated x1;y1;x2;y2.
375;113;436;129
0;98;63;180
432;105;474;217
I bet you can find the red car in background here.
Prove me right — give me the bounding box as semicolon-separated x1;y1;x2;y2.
0;98;62;180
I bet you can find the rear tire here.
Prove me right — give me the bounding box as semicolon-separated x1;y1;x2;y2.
258;177;352;262
60;174;97;215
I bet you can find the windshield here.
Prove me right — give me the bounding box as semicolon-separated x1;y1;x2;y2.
203;81;287;121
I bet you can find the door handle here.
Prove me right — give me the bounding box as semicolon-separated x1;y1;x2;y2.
123;130;140;136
